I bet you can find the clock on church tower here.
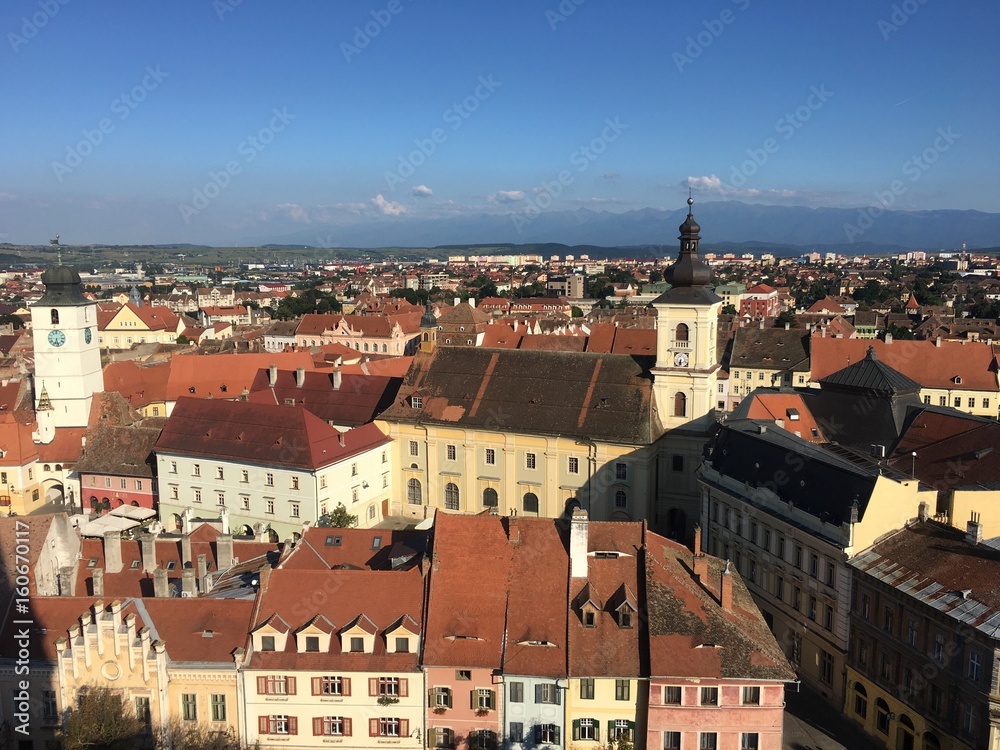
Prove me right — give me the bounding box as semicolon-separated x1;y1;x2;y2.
30;263;103;429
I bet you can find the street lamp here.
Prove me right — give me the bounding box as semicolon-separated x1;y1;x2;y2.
911;451;917;479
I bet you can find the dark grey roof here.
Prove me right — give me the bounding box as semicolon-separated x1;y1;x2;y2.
381;347;661;445
707;419;879;528
76;425;162;477
819;346;920;395
730;327;810;372
35;265;90;306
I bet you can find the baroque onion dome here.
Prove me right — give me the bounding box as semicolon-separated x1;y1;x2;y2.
420;303;437;329
665;196;712;288
38;264;89;306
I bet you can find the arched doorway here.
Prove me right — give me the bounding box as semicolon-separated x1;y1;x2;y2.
42;479;64;507
240;524;254;537
922;731;940;750
665;508;687;540
482;487;498;508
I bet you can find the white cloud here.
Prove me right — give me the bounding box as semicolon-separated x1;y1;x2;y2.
489;190;525;204
683;175;802;201
371;194;408;216
274;203;311;223
411;185;433;198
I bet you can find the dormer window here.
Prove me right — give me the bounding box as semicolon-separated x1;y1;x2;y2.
350;637;364;652
395;637;410;653
583;610;596;628
305;636;320;652
261;636;275;651
411;396;423;409
618;607;633;629
955;376;963;385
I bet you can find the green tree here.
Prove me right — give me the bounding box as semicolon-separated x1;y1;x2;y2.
0;314;24;330
775;310;798;328
883;324;914;340
317;503;358;528
60;688;145;750
155;722;251;750
570;306;584;318
720;304;737;316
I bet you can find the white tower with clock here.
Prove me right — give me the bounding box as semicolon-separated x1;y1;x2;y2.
651;197;722;539
30;263;103;433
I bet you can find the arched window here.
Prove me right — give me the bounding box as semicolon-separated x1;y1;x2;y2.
444;483;459;510
523;492;539;514
172;514;183;532
615;490;627;508
674;323;689;341
382;344;387;353
923;732;941;750
51;309;59;325
853;682;868;718
407;478;422;505
876;698;890;734
483;488;498;508
674;392;687;417
130;500;139;507
422;332;429;342
44;464;51;472
363;343;369;352
89;496;98;509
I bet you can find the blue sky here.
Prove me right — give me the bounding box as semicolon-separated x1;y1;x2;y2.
1;0;998;245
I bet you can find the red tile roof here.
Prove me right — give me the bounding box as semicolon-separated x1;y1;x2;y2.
423;512;513;669
279;526;426;571
138;598;254;663
247;566;424;672
247;368;401;427
742;393;826;442
104;361;171;409
165;351;321;401
155;397;391;470
810;335;1000;391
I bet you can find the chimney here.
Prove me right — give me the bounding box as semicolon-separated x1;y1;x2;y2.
140;533;156;574
219;506;230;534
918;502;929;522
332;369;342;391
92;568;104;597
217;534;234;570
570;508;589;579
182;567;196;597
295;367;306;388
935;336;942;348
469;297;476;308
885;332;893;344
720;560;733;611
268;364;278;387
197;553;209;592
692;525;708;581
181;534;192;567
966;512;983;546
759;319;765;330
153;567;169;598
454;297;460;307
785;321;791;330
104;530;123;574
58;566;75;596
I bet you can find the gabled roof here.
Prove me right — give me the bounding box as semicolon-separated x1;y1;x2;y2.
104;361;171;408
76;425;161;477
730;327;810;372
155;397;391;471
279;527;427;571
165;351;320;402
438;303;491;326
246;368;401;427
889;407;1000;489
645;531;794;681
381;348;661;445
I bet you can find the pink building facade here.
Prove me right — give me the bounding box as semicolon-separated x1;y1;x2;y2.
424;666;502;750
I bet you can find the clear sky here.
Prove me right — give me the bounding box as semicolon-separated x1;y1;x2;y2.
1;0;998;245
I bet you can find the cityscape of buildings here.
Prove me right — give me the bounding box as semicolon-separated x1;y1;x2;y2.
0;201;998;750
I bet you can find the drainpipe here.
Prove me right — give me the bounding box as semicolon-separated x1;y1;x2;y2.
415;422;430;519
575;438;597;513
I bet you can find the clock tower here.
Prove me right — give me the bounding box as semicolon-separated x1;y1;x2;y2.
30;263;103;430
651;198;722;539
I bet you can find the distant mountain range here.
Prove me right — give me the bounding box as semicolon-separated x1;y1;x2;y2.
260;201;1000;255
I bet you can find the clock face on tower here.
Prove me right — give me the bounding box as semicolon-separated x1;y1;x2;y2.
674;351;689;367
48;330;66;347
84;328;92;344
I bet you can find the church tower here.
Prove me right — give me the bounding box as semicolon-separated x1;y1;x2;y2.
651;196;722;427
30;262;103;429
651;197;722;540
419;303;437;354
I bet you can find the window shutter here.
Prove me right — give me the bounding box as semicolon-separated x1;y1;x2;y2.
427;728;437;749
428;688;435;706
288;716;298;735
534;725;542;744
343;677;352;696
312;677;322;696
313;717;323;736
554;726;560;744
594;723;600;743
628;720;635;736
445;688;453;708
369;678;379;696
399;678;409;698
471;689;476;709
572;720;581;741
287;677;296;695
535;684;543;703
258;715;269;734
400;719;410;737
489;689;496;710
607;721;614;740
370;718;380;737
257;676;267;694
344;718;352;736
554;686;561;705
447;729;455;747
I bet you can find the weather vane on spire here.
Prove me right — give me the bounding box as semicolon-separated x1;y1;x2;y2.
49;233;61;265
